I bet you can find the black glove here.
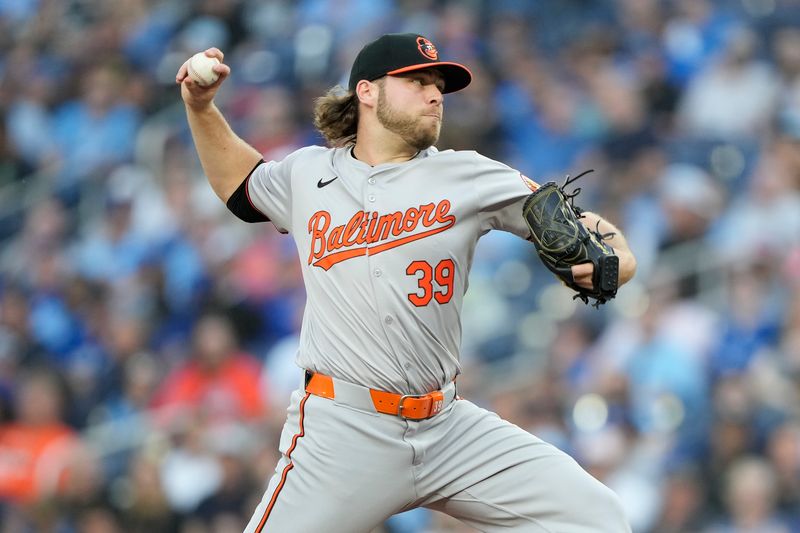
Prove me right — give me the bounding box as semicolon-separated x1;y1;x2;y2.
522;170;619;307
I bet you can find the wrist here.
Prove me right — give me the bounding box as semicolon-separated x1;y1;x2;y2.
184;98;217;114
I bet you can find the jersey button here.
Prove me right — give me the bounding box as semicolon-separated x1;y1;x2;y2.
384;315;393;325
368;194;376;202
374;269;382;277
368;177;376;185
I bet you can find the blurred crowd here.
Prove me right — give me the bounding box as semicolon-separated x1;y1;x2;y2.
1;0;800;532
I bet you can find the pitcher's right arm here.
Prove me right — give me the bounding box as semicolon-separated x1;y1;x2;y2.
176;48;263;203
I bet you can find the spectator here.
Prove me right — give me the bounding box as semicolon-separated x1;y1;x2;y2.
661;0;737;86
0;284;48;374
51;63;141;200
0;196;68;288
3;43;60;173
711;147;800;262
0;109;33;187
772;26;800;128
71;187;152;285
151;312;266;427
0;370;83;503
705;456;791;532
649;466;710;533
709;264;783;380
658;163;724;253
158;418;224;515
118;451;179;533
765;420;800;516
677;26;780;139
90;353;160;479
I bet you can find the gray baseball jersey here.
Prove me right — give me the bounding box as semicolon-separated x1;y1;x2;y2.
247;145;534;395
243;146;630;532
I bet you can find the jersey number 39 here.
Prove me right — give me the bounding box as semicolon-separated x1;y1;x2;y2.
406;259;455;307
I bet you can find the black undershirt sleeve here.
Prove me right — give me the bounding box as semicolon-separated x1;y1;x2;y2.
226;159;270;223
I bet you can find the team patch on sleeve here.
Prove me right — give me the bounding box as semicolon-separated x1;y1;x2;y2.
520;174;540;192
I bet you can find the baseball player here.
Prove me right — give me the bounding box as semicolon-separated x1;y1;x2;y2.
177;33;636;532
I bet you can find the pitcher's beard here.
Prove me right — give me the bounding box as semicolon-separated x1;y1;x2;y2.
377;91;440;151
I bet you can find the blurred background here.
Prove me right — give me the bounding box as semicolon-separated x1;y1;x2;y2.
0;0;799;531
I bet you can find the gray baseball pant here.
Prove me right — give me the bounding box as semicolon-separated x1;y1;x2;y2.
244;380;631;532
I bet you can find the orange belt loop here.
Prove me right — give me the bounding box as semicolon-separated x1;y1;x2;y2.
305;372;335;399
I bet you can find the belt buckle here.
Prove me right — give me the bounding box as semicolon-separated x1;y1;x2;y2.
397;391;445;420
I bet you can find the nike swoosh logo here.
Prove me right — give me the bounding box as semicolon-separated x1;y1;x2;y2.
317;176;338;188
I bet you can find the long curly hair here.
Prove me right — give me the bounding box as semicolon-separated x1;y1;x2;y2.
313;86;359;147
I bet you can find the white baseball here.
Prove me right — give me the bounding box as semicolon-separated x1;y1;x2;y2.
187;52;220;86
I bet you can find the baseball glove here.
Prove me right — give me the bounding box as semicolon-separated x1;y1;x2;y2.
522;170;619;307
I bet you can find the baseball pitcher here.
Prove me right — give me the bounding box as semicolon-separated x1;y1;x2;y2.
177;33;636;533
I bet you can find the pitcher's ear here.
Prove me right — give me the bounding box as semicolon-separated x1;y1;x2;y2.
355;78;381;107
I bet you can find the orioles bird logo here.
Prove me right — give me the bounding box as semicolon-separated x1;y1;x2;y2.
416;37;438;60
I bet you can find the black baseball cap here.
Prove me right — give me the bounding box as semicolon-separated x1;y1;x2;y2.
348;33;472;94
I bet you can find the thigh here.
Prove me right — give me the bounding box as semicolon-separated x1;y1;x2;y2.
418;400;630;532
244;391;416;533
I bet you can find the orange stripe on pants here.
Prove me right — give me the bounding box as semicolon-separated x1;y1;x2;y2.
255;392;310;532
